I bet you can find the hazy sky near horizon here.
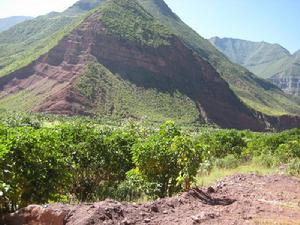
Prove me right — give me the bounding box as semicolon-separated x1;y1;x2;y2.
0;0;299;53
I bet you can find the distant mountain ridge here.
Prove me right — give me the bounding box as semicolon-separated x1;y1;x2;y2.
0;16;33;32
209;37;300;96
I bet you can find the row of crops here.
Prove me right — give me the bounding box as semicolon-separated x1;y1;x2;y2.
1;114;300;213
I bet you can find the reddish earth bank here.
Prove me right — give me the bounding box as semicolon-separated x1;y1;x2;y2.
2;174;300;225
0;12;300;130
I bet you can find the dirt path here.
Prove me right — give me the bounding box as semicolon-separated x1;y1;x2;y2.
3;174;300;225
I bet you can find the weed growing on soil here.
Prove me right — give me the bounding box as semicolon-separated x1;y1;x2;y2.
287;159;300;176
196;162;278;187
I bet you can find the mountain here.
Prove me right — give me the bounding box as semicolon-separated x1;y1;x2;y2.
138;1;300;116
209;37;300;96
0;16;32;32
0;0;300;130
0;1;106;78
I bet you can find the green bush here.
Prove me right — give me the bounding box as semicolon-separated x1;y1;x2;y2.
252;153;277;168
115;168;159;201
198;160;213;176
132;121;202;197
246;130;300;166
1;114;300;213
287;159;300;176
197;129;247;160
0;127;69;212
214;154;240;169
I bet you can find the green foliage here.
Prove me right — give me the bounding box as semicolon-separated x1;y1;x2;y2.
132;121;202;197
214;154;240;169
0;126;70;212
209;37;291;79
198;160;213;176
196;129;248;159
138;0;300;116
0;14;81;78
1;113;300;213
246;129;300;159
0;120;138;212
115;168;159;201
75;61;200;125
287;159;300;176
101;0;172;47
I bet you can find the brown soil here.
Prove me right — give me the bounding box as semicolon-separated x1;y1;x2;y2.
3;174;300;225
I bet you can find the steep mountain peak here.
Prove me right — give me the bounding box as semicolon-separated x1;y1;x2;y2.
0;0;274;130
99;0;173;47
140;0;179;19
0;0;300;130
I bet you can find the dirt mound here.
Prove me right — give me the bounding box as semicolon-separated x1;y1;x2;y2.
2;174;300;225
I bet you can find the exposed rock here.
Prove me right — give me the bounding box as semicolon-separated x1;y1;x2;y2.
2;204;71;225
269;74;300;96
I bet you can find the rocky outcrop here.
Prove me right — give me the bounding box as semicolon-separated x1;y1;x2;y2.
2;205;71;225
269;74;300;96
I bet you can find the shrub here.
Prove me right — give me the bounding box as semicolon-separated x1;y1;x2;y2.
198;160;213;176
214;154;240;169
287;159;300;176
132;121;202;197
115;168;160;201
197;129;247;160
1;115;300;213
0;127;69;212
252;154;276;168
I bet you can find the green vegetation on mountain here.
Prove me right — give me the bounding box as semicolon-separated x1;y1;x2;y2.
209;37;291;79
210;37;300;96
0;0;300;117
0;1;106;78
0;16;33;32
101;0;172;47
137;0;300;116
1;114;300;212
0;14;81;77
65;0;104;14
75;61;200;124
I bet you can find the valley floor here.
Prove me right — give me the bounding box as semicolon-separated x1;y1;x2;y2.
3;174;300;225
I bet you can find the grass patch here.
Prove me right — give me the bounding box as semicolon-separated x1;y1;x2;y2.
196;162;278;187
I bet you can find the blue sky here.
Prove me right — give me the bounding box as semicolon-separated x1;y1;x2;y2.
164;0;300;53
0;0;299;53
